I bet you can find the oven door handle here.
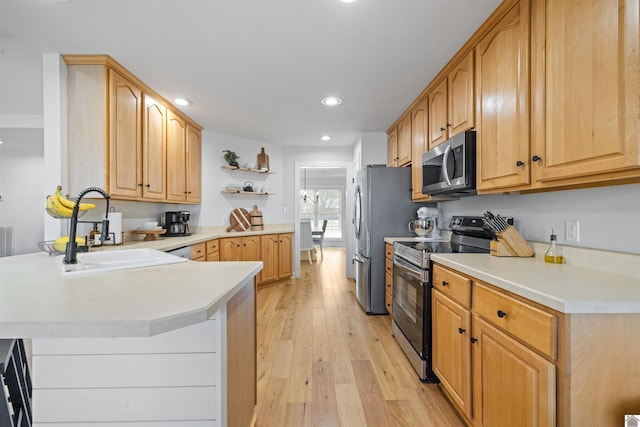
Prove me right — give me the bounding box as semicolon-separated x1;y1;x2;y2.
393;255;428;282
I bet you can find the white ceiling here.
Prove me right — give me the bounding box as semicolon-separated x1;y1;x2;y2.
0;0;501;147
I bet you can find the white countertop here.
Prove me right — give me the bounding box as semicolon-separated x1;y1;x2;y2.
431;254;640;314
0;247;263;339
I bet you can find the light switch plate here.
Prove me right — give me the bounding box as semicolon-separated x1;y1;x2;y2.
565;220;579;242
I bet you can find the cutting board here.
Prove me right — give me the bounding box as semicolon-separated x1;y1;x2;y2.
227;208;251;232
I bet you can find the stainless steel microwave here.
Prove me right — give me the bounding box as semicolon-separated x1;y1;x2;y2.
422;130;476;196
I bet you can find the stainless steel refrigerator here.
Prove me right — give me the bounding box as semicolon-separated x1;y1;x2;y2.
353;165;434;314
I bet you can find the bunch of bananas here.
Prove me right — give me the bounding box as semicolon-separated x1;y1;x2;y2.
45;186;96;218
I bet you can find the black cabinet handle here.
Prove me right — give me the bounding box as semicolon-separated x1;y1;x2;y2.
516;160;524;166
458;327;465;334
470;337;478;344
441;281;448;287
145;184;151;187
138;183;143;187
440;127;446;132
446;123;451;128
532;155;542;162
497;310;507;318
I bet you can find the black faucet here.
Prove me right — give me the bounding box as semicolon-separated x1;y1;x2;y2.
63;187;111;265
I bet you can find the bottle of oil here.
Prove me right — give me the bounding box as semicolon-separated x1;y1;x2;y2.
544;230;564;264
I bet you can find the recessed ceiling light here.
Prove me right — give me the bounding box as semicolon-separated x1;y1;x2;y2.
321;96;342;106
339;0;359;3
321;135;331;141
174;98;192;106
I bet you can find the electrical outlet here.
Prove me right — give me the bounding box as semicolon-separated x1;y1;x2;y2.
565;220;579;242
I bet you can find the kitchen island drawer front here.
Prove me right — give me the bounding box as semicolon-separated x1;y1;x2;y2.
473;282;557;360
432;264;471;307
206;239;219;254
385;257;393;276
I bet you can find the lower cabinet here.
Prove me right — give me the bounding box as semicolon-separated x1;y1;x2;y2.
260;233;292;284
432;263;556;427
212;233;292;285
472;315;554;427
190;242;206;261
385;243;393;315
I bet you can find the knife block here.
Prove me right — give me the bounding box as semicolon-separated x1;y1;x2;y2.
490;226;535;257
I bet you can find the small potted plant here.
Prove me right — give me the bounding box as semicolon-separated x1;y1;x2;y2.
223;150;239;167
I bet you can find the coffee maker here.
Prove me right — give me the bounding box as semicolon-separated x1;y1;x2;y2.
164;211;191;236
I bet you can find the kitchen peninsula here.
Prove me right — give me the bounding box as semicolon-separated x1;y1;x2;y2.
0;244;263;426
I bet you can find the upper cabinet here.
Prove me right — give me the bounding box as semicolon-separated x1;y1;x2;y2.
387;114;412;167
410;98;431;201
475;0;531;192
64;55;202;204
390;0;639;197
530;0;640;187
387;127;398;167
428;52;475;149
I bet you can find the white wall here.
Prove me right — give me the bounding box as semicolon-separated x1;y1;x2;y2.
197;130;285;227
0;145;44;255
438;183;640;255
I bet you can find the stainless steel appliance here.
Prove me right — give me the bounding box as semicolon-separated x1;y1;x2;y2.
422;130;476;197
391;215;496;382
164;211;191;237
353;165;434;314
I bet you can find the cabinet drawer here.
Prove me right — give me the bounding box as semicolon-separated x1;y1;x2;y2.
206;252;220;262
385;258;393;276
190;242;206;260
385;290;393;315
385;272;393;294
473;282;557;360
432;264;471;307
206;239;219;254
385;243;393;259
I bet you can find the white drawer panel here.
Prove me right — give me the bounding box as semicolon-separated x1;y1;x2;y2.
33;352;219;388
33;386;218;423
33;318;218;355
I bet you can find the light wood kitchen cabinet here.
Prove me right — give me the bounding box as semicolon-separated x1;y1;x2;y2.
475;0;531;192
260;233;292;284
64;55;202;203
142;95;167;200
396;114;412;167
387;127;398;167
190;242;206;261
432;263;556;426
472;315;555;427
428;52;474;149
186;124;202;203
432;290;472;420
384;243;393;315
166;111;187;202
529;0;640;188
107;70;143;199
206;239;220;261
410;98;431;201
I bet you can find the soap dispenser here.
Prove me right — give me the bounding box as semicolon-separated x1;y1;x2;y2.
544;229;564;264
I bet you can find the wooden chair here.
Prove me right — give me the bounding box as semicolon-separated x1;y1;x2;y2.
312;219;328;259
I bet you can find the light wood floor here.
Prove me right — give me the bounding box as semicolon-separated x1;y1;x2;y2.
255;247;464;427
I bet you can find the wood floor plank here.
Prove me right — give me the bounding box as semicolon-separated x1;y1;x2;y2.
255;248;464;427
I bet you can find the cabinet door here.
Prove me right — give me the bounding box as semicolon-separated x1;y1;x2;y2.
532;0;640;183
475;0;531;191
220;237;242;261
411;98;431;201
428;78;448;148
108;70;142;199
387;128;398;167
278;233;292;280
396;114;412;166
166;110;187;202
448;52;475;138
432;291;472;420
472;315;555;427
186;124;202;203
260;234;279;283
142;95;166;200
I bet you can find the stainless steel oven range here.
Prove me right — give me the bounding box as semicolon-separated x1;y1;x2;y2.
391;215;501;382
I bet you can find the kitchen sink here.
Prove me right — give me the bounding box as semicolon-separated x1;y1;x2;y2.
56;248;189;277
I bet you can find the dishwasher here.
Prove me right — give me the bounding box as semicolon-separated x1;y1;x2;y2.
166;246;191;259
